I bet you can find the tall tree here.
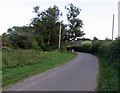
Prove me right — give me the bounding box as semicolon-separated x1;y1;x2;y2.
31;5;62;46
65;3;85;41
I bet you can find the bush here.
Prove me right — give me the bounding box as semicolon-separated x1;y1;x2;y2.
98;41;111;57
2;33;12;47
43;45;57;51
67;43;92;53
32;34;45;49
91;40;104;53
91;39;120;68
10;34;39;49
2;32;63;51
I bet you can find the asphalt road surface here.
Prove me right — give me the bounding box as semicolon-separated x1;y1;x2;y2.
4;52;99;91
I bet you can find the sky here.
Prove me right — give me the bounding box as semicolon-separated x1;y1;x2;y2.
0;0;119;40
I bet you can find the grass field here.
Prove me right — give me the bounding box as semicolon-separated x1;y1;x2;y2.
2;48;77;88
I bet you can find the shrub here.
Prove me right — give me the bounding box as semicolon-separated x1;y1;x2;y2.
2;33;12;47
32;34;45;49
10;34;39;49
91;39;120;68
43;45;57;51
91;40;104;53
98;41;111;57
67;43;92;53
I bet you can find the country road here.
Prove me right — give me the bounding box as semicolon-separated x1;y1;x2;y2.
4;52;99;91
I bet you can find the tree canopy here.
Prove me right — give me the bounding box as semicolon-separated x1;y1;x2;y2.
3;3;85;50
65;3;85;40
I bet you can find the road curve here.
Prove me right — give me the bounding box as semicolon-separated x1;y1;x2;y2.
4;52;99;91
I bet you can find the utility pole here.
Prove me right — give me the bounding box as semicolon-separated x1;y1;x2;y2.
58;22;61;50
112;14;114;40
118;1;120;37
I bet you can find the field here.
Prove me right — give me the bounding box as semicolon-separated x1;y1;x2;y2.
2;48;77;88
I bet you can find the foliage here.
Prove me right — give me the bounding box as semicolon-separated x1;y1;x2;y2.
4;4;84;50
9;34;40;49
91;39;120;68
2;33;11;47
7;26;33;35
65;3;85;40
67;43;92;53
91;40;104;53
93;37;98;41
96;54;118;91
32;34;45;49
31;5;62;46
68;39;120;68
105;37;111;41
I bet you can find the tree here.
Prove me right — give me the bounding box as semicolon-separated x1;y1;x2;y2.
7;26;33;35
65;3;85;41
93;37;98;41
105;37;111;41
31;5;62;46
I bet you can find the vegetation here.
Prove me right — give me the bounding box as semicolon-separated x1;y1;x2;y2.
2;2;119;91
96;54;118;91
67;38;120;91
2;4;84;50
2;48;77;87
92;39;119;91
2;3;82;88
65;4;84;41
67;39;92;53
30;5;63;46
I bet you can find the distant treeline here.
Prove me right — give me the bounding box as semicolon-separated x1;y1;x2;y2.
76;38;92;41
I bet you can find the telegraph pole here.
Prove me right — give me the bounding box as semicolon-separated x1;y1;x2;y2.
58;22;61;50
112;14;114;40
118;1;120;37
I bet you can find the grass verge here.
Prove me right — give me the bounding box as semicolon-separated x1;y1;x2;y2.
2;49;77;88
95;54;118;91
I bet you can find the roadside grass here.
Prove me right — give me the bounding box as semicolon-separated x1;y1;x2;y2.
95;54;118;91
2;48;77;88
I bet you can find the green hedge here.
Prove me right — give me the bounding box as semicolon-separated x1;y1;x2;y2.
92;39;120;68
67;39;120;68
67;43;92;53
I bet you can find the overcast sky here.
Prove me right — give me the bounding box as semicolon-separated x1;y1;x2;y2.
0;0;119;39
